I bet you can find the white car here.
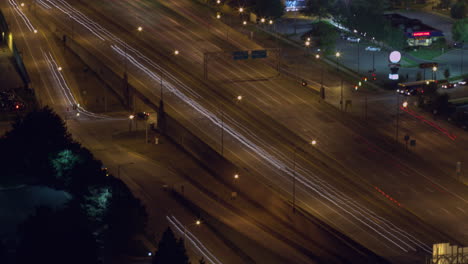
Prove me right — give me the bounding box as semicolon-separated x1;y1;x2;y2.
346;36;361;42
365;46;381;51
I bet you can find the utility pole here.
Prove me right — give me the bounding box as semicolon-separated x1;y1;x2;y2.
396;94;400;143
340;79;344;111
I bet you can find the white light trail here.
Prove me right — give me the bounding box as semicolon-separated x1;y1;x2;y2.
8;0;36;32
43;0;432;254
167;215;223;264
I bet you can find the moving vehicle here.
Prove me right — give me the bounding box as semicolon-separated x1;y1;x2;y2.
346;36;361;42
441;83;457;89
365;46;381;51
396;80;436;96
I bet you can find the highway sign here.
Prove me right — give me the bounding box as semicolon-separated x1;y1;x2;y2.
232;51;249;60
251;50;267;59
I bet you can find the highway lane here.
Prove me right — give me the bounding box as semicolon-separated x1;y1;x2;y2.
2;2;248;263
81;0;468;242
26;0;468;260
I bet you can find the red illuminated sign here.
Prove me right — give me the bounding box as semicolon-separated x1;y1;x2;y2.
413;32;430;37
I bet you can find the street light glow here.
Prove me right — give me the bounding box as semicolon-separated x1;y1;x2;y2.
216;0;220;4
195;220;201;225
239;7;244;13
234;174;239;179
174;50;179;55
20;3;25;7
137;26;143;32
311;140;317;145
33;29;38;34
216;14;221;19
129;115;135;120
58;67;62;71
402;101;408;108
237;95;242;101
335;51;341;57
315;54;320;59
260;18;265;23
305;41;310;46
269;20;273;25
243;21;247;25
432;66;437;72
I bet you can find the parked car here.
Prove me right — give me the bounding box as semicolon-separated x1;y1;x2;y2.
365;46;381;51
457;79;467;85
346;36;361;42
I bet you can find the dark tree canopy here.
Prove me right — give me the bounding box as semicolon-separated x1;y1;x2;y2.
0;106;75;186
152;227;189;264
15;205;99;264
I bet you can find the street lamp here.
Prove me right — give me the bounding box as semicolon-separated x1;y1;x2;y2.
216;0;220;4
236;95;243;101
174;50;179;55
292;140;317;213
129;114;135;132
432;66;438;80
216;13;221;19
239;7;244;13
242;20;247;26
137;26;143;32
260;18;265;24
269;20;273;25
335;51;341;72
402;101;408;108
58;66;62;71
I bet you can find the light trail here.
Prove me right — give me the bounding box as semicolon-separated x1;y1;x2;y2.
167;215;223;264
40;0;432;254
8;0;36;32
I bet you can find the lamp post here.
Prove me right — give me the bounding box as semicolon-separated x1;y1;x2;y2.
292;140;317;213
128;114;135;132
335;51;341;72
316;54;325;100
305;40;310;56
432;66;438;80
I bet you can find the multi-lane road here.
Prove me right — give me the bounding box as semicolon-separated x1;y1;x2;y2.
6;0;468;263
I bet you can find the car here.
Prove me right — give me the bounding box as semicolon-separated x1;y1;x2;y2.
453;41;464;48
441;83;457;89
457;79;467;85
365;46;381;51
134;111;150;120
346;36;361;42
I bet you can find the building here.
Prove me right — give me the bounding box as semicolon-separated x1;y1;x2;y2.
385;13;444;47
284;0;306;12
429;243;468;264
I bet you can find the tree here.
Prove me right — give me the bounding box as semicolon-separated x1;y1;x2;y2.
444;68;451;79
302;0;333;21
0;107;75;186
15;205;99;264
451;0;467;19
103;176;147;255
253;0;284;18
452;18;468;42
152;227;189;264
432;93;451;115
305;21;338;54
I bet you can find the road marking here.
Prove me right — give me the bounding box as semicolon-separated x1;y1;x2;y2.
441;208;451;215
456;207;466;214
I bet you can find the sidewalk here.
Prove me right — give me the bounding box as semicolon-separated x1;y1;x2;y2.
0;44;23;90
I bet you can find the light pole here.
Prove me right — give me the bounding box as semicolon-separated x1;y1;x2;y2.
315;54;325;100
304;40;310;56
335;51;341;72
128;114;134;132
432;66;438;80
183;219;201;248
292;140;317;213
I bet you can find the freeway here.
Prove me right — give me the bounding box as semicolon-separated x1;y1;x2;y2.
2;2;251;263
14;0;468;262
